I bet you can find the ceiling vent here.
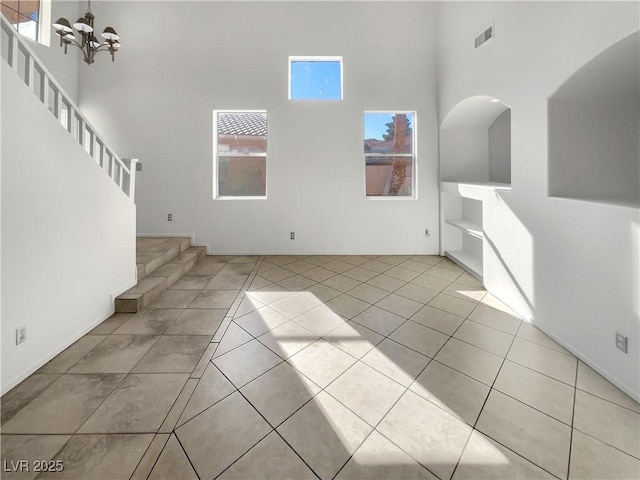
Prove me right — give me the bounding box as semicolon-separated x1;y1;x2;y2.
475;23;494;48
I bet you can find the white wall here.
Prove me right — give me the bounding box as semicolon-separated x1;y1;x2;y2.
438;1;640;399
1;62;136;394
78;1;440;255
488;109;510;184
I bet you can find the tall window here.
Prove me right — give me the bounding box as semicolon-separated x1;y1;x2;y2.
1;0;48;43
364;112;416;197
289;56;343;100
214;111;267;198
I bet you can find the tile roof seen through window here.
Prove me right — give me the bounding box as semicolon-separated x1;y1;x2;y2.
218;112;267;136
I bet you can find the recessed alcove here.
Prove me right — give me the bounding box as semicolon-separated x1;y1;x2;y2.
439;95;512;279
440;95;512;184
548;31;639;207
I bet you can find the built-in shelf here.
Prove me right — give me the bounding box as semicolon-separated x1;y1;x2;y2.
440;181;511;200
440;182;510;279
445;219;483;239
445;250;482;280
439;96;513;282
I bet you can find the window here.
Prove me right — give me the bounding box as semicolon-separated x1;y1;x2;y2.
364;112;415;197
289;56;343;100
214;111;267;198
1;0;49;43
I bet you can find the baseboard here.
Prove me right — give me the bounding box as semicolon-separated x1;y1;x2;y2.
1;307;115;395
484;285;639;402
527;321;639;403
206;251;443;256
137;232;195;242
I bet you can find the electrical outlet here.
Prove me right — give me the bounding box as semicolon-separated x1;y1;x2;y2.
16;326;27;345
616;332;628;353
168;213;173;222
290;232;295;240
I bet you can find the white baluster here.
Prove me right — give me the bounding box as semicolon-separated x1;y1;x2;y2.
42;73;49;107
27;55;35;90
10;34;18;72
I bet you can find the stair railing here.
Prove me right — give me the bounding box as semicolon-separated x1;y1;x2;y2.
1;15;137;201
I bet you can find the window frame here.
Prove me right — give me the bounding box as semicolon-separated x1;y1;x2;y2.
288;55;344;101
1;0;50;45
213;109;268;200
363;110;417;199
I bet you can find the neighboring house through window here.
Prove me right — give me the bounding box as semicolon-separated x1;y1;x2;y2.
364;111;416;197
1;0;50;44
214;111;267;198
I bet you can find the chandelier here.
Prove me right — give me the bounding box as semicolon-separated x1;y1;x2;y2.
52;1;120;65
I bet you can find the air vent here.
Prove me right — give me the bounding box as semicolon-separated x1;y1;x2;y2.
475;23;494;48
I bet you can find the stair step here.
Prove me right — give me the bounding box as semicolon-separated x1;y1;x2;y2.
136;252;166;280
116;238;208;313
149;263;184;288
114;276;167;313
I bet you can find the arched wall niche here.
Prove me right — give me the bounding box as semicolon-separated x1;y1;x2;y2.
440;95;512;185
548;30;639;206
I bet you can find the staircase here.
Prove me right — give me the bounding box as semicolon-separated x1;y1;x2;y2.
115;237;207;312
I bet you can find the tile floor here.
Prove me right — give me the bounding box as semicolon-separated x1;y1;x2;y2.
2;254;639;480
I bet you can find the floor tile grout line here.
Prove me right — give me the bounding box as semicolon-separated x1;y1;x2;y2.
37;333;112;375
462;429;565;480
123;334;168;375
129;432;171;480
217;296;419;447
172;427;205;480
210;320;263;360
461;317;519;337
308;361;424;479
172;365;238;431
445;330;512;360
317;290;440;393
149;257;264;435
206;367;322;480
574;386;640;414
470;319;523;432
448;326;520;480
155;375;198;435
566;357;580;479
321;352;445;480
502;357;577;389
449;319;570;480
571;426;640;461
221;428;322;480
513;334;577;357
67;371;132;437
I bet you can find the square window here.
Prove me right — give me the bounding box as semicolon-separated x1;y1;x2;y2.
214;111;267;198
289;56;343;100
1;0;44;43
364;112;415;197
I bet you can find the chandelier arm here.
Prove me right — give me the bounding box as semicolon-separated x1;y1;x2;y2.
63;38;85;51
91;45;113;54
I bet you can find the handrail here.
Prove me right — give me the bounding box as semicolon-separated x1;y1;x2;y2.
0;15;137;201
